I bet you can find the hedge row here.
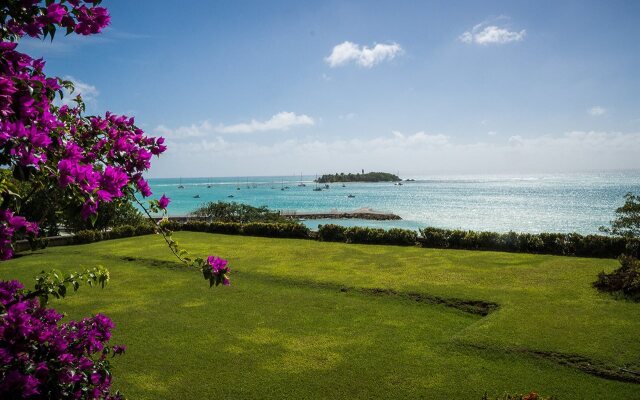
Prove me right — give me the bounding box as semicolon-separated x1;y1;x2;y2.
317;224;418;246
71;221;639;259
74;223;156;244
419;227;639;258
161;220;311;239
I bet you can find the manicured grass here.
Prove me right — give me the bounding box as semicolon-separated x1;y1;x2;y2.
2;233;639;399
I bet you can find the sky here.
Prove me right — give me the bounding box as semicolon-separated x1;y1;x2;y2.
19;0;640;177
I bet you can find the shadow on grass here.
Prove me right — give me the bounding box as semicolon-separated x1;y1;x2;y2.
115;252;640;386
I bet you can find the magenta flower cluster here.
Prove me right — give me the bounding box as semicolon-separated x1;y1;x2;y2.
1;3;228;396
158;194;170;210
207;256;231;286
0;210;39;260
3;1;110;39
0;280;125;399
0;1;169;257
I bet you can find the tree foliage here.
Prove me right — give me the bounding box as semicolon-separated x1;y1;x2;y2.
601;192;640;238
316;172;401;183
190;201;289;224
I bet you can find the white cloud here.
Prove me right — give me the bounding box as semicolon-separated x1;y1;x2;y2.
460;22;525;45
156;121;212;139
339;112;357;120
325;41;403;68
487;131;498;136
216;112;315;134
156;112;315;138
390;131;450;146
588;106;606;116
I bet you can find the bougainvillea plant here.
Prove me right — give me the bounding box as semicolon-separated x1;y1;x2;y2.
1;1;229;398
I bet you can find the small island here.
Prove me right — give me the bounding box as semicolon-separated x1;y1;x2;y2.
316;171;401;183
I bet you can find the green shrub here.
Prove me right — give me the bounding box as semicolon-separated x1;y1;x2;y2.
207;222;243;235
318;226;417;246
593;255;640;301
625;239;640;258
190;201;289;223
242;222;310;239
110;225;135;239
73;222;157;245
134;223;156;236
344;226;385;244
420;227;448;247
181;221;210;232
385;228;418;245
73;230;100;244
317;224;347;242
159;220;182;232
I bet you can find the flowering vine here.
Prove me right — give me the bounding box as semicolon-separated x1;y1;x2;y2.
0;1;229;397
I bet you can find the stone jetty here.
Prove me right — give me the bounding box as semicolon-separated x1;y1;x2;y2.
280;207;401;221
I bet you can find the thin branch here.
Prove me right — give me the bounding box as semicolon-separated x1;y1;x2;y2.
133;196;186;264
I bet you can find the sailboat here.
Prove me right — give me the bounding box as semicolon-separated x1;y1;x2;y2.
297;173;306;187
207;177;212;188
177;177;184;189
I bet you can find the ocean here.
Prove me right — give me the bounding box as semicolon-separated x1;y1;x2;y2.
147;171;640;234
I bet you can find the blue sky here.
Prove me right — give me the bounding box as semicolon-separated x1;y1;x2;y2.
20;0;640;177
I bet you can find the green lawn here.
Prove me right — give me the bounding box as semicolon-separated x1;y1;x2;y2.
2;233;639;399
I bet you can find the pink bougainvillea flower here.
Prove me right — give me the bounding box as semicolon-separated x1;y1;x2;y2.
158;194;170;210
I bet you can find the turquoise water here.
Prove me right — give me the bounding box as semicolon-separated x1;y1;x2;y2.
147;171;640;234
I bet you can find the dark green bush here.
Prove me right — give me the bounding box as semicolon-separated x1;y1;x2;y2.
161;220;307;237
181;221;210;232
73;223;156;244
134;223;156;236
626;239;640;258
344;226;385;244
208;222;243;235
158;220;182;231
420;227;448;247
385;228;418;245
242;222;310;239
317;224;347;242
73;230;100;244
110;225;135;239
190;201;289;223
593;255;640;301
317;225;417;246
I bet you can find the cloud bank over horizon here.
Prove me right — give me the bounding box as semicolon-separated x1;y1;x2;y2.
148;128;640;178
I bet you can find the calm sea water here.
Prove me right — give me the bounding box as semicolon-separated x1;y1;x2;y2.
147;172;640;234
